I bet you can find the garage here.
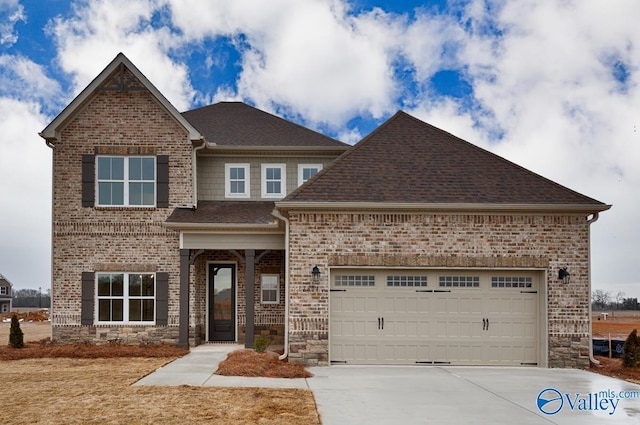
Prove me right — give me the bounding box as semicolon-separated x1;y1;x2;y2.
330;268;542;366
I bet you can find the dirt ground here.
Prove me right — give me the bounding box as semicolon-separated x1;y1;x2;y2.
592;311;640;339
0;357;320;425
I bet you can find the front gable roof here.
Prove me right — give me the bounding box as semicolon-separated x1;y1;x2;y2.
281;111;610;213
40;53;203;143
182;102;349;148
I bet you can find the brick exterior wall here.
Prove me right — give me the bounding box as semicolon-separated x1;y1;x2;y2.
285;211;593;367
51;69;193;344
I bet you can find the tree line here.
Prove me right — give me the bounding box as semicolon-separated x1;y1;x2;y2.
11;288;51;308
592;289;639;311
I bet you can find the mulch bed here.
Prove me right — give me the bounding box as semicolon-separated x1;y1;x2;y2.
216;349;313;378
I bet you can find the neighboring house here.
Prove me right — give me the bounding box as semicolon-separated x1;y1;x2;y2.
40;53;610;368
0;274;13;313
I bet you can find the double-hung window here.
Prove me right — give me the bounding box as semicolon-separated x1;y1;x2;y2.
225;164;250;198
0;286;7;295
261;274;280;304
261;164;286;198
97;156;155;206
96;273;155;323
298;164;322;186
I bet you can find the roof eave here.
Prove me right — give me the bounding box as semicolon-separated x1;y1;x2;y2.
199;145;350;154
39;53;203;143
275;201;612;214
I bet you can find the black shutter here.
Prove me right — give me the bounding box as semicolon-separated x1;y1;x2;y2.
157;155;169;208
156;272;169;326
81;272;95;325
82;155;95;207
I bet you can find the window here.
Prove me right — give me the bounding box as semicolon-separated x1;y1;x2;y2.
491;276;533;288
225;164;250;198
298;164;322;186
261;275;280;304
97;156;156;206
261;164;286;198
0;286;7;295
96;273;155;323
334;275;376;287
387;275;427;287
439;276;480;288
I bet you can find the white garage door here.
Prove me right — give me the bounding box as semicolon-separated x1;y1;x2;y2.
330;269;540;366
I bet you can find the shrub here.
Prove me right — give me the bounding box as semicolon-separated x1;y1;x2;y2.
9;315;24;349
252;336;271;353
623;329;640;368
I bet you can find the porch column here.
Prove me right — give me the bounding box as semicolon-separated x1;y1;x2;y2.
178;248;190;348
245;249;255;348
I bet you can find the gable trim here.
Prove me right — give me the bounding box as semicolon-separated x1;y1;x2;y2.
39;53;203;143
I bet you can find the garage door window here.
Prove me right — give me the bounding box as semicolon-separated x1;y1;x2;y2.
491;276;532;288
439;276;479;288
386;276;427;287
334;275;375;287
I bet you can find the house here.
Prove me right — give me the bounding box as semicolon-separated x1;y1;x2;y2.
0;274;13;313
40;53;610;368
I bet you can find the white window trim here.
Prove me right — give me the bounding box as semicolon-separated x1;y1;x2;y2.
261;163;286;198
96;156;156;207
95;272;156;324
298;164;322;186
260;274;280;304
225;163;251;198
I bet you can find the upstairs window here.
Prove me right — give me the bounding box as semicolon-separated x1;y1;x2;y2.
97;156;155;206
0;286;7;295
225;164;250;198
298;164;322;186
261;164;286;198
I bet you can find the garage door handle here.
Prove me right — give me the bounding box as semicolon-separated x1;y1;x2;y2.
378;317;381;330
482;318;486;331
486;318;489;330
381;317;384;330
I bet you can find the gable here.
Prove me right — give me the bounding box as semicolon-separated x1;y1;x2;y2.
40;53;202;143
282;111;609;212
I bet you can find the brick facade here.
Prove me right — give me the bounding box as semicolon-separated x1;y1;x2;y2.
286;211;593;367
51;70;193;344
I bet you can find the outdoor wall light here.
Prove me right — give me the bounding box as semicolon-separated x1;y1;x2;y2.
311;265;321;284
558;267;571;284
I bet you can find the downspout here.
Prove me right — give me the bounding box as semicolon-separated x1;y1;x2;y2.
587;212;600;366
44;138;55;340
191;140;207;209
271;209;290;361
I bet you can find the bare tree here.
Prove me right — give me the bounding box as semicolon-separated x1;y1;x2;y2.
592;289;611;310
616;291;626;310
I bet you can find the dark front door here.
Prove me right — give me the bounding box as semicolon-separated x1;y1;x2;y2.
209;264;236;341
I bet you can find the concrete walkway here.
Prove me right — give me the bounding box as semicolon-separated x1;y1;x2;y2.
135;347;640;424
133;344;308;389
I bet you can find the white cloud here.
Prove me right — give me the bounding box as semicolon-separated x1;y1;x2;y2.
47;0;195;110
0;0;25;45
0;54;62;105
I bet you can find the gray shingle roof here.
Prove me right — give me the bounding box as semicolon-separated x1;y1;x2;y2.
166;201;277;225
182;102;348;148
283;111;608;208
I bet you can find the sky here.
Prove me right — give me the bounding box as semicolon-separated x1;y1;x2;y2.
0;0;638;301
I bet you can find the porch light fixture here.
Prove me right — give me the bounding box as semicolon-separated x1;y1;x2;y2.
558;267;570;284
311;265;321;284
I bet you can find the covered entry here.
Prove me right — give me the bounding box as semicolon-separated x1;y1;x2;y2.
330;268;542;366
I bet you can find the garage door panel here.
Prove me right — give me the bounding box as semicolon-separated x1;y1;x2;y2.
330;269;540;366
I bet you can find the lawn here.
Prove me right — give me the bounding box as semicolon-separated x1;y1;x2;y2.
0;318;320;425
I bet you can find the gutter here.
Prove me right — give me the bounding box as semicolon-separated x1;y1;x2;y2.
191;140;207;209
587;212;601;366
271;208;290;361
45;137;54;340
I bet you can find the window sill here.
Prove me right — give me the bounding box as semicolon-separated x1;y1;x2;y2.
94;206;158;211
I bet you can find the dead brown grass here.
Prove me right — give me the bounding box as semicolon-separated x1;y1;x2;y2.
216;349;313;378
592;313;640;338
0;321;52;343
0;357;320;425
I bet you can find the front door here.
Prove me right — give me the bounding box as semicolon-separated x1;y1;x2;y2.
209;264;236;341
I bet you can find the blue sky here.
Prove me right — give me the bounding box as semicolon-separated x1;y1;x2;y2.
0;0;639;302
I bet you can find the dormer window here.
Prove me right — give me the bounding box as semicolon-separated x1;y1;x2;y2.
225;164;250;198
261;164;286;198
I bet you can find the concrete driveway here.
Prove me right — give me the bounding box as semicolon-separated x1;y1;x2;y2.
306;366;640;425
